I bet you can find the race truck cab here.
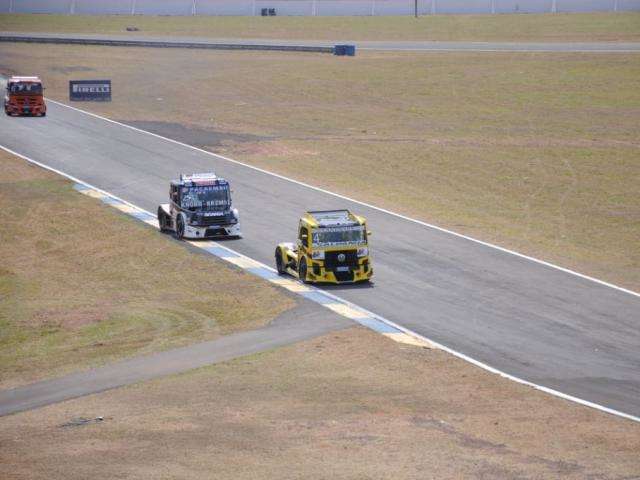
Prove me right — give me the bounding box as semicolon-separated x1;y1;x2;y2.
157;173;241;239
275;210;373;284
4;76;46;117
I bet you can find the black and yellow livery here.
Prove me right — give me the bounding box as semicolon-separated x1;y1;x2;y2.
275;210;373;284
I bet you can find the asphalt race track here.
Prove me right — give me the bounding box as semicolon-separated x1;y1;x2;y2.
1;101;639;418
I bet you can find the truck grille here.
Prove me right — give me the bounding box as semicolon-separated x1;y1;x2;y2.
324;250;359;269
14;97;39;106
193;213;234;226
205;228;228;237
334;271;355;282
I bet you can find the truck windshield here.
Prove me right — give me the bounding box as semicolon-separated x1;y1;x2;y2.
181;185;230;210
9;83;42;95
311;226;366;246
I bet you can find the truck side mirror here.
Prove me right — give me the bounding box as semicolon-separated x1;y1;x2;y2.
367;231;372;237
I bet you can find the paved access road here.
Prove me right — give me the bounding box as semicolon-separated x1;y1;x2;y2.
0;301;350;416
2;32;640;52
1;102;639;417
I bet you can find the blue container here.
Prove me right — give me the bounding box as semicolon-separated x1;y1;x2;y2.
334;44;355;56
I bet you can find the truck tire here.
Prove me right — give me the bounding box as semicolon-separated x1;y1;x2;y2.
298;257;310;284
157;207;169;233
275;248;285;275
176;214;185;240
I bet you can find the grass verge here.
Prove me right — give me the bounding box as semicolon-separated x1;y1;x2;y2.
1;44;637;291
0;150;294;389
1;328;638;479
1;12;640;42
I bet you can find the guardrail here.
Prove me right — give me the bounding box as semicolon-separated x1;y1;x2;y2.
0;35;335;54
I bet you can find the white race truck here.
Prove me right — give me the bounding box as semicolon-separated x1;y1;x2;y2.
157;173;241;239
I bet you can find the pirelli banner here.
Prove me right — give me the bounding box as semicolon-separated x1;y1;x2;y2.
69;80;111;101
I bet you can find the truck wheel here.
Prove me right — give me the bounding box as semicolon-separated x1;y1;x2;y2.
298;257;310;284
275;248;285;275
157;207;168;233
41;111;46;117
176;214;185;240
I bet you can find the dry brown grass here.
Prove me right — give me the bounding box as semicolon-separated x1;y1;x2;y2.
1;328;638;479
1;12;640;42
2;43;637;291
0;150;294;389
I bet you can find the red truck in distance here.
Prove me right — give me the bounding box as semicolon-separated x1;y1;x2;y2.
4;76;47;117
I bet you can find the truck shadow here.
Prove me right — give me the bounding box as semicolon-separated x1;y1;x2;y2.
318;281;375;291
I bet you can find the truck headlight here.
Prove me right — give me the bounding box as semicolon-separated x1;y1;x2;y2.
357;247;368;257
311;250;325;260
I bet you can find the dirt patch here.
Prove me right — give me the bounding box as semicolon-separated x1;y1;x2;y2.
230;139;320;157
0;155;50;182
50;65;95;74
120;120;269;149
29;304;112;329
0;65;17;78
1;328;638;479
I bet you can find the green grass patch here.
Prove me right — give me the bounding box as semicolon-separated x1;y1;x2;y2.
1;12;639;42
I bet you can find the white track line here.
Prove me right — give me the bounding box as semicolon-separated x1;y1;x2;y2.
2;142;639;424
359;47;640;53
45;98;640;299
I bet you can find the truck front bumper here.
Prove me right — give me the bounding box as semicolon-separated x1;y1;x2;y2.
5;104;46;116
183;223;241;239
306;261;373;284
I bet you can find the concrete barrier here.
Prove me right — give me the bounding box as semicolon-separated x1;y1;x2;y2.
334;44;356;55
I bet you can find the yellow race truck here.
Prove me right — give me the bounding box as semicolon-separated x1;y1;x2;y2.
275;210;373;284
